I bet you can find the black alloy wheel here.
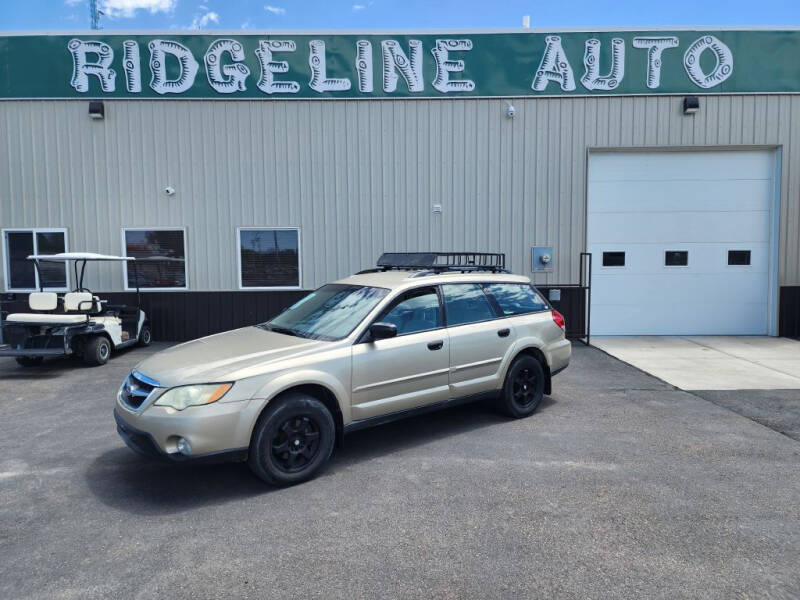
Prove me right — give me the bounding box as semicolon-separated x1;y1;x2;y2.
248;393;335;486
271;416;322;473
500;354;545;418
511;366;539;409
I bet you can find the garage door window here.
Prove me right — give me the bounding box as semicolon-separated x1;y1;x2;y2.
2;229;68;291
602;251;625;267
728;250;751;266
123;228;187;290
238;228;300;289
665;251;689;267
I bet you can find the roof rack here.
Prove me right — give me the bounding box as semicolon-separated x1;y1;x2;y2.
369;252;508;274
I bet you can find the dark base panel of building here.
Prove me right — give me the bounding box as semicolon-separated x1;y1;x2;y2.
2;287;798;342
779;286;800;339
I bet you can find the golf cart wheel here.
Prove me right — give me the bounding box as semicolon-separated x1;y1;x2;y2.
16;356;44;367
248;393;335;487
499;354;545;418
137;326;152;347
84;336;111;366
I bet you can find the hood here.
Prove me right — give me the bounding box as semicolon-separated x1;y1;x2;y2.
134;327;326;387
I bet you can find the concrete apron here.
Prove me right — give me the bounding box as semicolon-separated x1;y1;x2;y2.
591;336;800;391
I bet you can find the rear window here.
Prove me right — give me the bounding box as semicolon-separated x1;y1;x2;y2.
484;283;549;316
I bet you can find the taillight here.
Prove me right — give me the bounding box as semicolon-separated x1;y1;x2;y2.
552;309;565;330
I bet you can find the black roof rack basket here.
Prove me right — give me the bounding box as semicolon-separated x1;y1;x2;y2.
375;252;507;273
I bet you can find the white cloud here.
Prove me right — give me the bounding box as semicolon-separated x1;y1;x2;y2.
264;4;285;15
64;0;84;7
241;18;252;29
100;0;177;18
188;10;220;29
352;4;366;10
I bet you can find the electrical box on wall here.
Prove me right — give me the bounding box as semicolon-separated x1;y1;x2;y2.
531;246;554;272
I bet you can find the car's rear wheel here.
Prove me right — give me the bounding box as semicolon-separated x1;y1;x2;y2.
15;356;44;367
248;393;335;486
83;336;111;366
499;354;545;418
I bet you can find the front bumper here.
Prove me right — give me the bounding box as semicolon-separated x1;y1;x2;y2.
114;402;252;464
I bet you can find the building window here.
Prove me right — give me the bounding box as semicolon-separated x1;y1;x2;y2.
238;228;300;289
602;251;625;267
2;229;68;291
665;250;689;267
122;228;186;289
728;250;751;266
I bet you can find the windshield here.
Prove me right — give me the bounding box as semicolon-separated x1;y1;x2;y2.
259;284;389;341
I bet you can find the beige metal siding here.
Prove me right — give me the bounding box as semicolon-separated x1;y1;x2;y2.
0;95;798;291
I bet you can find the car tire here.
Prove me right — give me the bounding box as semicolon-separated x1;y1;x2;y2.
137;326;152;347
499;354;545;418
248;393;335;487
15;356;44;367
83;336;111;366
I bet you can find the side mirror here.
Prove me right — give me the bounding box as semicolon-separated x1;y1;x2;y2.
369;322;397;340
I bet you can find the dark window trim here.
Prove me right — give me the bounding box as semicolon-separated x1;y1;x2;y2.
439;282;505;329
727;249;752;266
664;250;689;267
358;285;446;343
602;251;626;268
480;282;553;317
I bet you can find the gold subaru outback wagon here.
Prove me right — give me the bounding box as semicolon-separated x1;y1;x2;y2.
115;253;571;486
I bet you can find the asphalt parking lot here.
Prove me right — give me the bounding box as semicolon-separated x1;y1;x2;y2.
1;343;799;599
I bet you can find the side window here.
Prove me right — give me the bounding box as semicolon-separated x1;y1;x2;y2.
379;287;441;335
484;283;548;316
441;283;497;327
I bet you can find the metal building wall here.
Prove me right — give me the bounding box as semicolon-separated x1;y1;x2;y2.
1;95;799;292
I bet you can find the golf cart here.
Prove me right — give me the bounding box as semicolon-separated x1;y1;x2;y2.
0;253;151;367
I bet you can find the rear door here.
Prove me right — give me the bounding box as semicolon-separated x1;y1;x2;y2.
441;283;515;398
350;286;450;420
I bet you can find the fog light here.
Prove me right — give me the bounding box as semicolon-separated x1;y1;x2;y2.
176;437;192;455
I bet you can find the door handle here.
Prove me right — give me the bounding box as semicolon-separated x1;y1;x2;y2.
497;328;511;338
427;340;444;351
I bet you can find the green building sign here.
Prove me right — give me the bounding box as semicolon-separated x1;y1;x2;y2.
1;29;799;99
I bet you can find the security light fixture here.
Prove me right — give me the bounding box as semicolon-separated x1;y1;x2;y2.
683;96;700;115
88;101;105;120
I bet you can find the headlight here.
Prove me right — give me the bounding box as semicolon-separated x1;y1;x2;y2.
154;383;233;411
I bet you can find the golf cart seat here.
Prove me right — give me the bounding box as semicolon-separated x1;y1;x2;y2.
5;313;89;324
5;291;89;325
63;292;101;313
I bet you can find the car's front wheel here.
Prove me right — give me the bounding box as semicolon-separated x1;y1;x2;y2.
248;393;335;486
499;354;545;418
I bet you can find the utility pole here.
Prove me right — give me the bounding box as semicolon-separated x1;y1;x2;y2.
90;0;101;30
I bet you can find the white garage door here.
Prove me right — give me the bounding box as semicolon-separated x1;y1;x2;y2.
587;150;776;336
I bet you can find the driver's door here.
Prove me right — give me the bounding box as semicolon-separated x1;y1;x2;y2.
350;286;450;420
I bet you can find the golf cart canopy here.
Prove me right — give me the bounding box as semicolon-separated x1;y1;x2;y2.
27;253;134;261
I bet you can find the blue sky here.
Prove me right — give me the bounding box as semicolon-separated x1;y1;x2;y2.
2;0;799;31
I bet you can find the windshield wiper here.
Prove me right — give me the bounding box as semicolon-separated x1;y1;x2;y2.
264;325;304;338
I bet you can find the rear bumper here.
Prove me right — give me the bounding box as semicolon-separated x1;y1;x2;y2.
114;408;248;464
547;337;572;375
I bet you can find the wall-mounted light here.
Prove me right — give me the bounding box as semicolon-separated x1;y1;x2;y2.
683;96;700;115
88;101;105;120
504;100;516;118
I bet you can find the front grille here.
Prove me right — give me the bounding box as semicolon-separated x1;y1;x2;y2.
119;371;160;411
